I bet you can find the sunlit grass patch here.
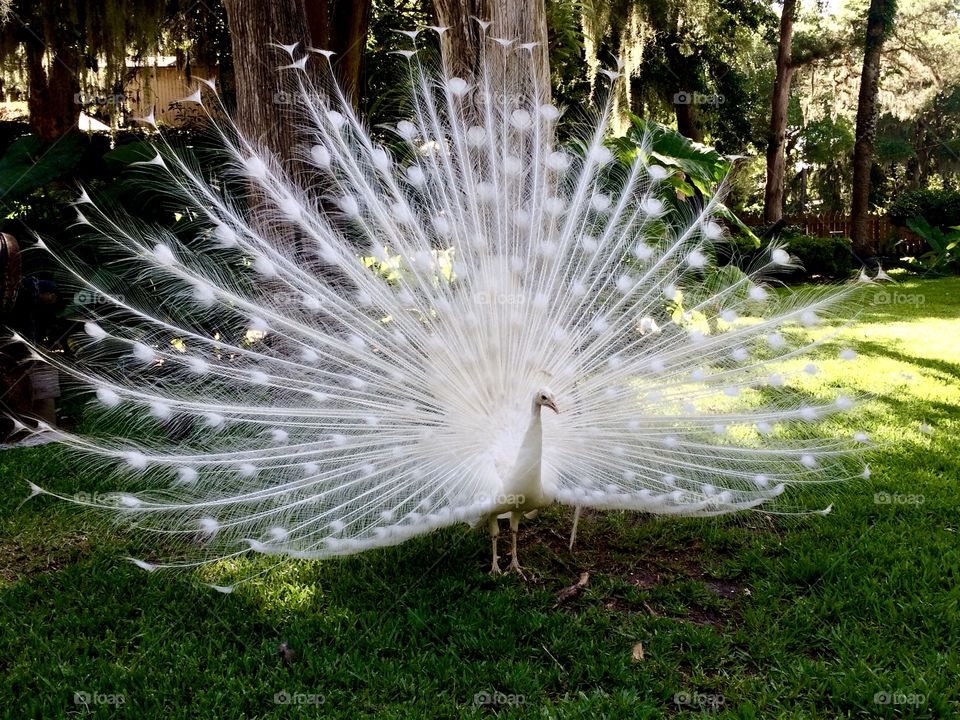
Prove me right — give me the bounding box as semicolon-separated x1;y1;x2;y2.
1;277;958;718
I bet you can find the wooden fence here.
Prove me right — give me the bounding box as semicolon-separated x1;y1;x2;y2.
738;213;928;258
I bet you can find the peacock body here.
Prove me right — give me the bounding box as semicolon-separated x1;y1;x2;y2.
13;29;867;585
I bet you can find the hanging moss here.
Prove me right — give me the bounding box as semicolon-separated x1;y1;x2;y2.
0;0;227;125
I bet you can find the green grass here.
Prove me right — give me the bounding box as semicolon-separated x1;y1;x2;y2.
2;277;959;719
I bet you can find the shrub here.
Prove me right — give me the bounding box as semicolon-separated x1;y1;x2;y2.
747;223;806;241
722;234;853;280
888;188;960;230
785;234;854;278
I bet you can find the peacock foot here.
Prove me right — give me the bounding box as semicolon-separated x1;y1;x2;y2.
507;558;527;579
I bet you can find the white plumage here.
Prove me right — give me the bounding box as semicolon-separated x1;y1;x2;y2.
18;29;865;585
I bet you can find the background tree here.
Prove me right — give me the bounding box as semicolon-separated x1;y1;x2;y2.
305;0;372;106
0;0;958;255
584;0;775;149
850;0;897;256
221;0;312;164
433;0;551;100
764;0;797;223
0;0;171;141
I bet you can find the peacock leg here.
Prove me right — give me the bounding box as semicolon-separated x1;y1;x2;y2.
508;511;525;576
488;515;502;575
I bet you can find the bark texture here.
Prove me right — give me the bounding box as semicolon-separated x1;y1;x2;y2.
433;0;550;102
222;0;312;164
763;0;797;224
851;0;896;256
305;0;372;105
25;38;80;142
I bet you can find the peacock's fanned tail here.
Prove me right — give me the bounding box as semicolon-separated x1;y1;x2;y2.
14;29;867;586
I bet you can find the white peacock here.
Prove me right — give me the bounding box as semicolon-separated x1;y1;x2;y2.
14;28;868;588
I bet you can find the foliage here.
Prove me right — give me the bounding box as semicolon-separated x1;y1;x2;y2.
792;111;857;213
0;134;85;201
622;115;727;192
1;0;168;90
901;217;960;274
785;233;855;278
773;0;960;214
614;115;758;241
887;188;960;230
583;0;777;156
362;0;433;124
726;232;854;280
546;0;592;112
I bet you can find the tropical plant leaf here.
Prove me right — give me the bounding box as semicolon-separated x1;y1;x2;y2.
0;134;86;201
614;116;758;246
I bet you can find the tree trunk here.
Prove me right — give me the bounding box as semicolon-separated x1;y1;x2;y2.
222;0;312;164
763;0;797;224
304;0;372;105
663;10;701;143
850;0;896;257
24;38;80;142
674;100;703;143
433;0;550;102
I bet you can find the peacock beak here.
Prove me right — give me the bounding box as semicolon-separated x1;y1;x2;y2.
544;398;559;414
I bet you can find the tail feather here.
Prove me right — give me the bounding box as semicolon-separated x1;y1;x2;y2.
9;31;867;582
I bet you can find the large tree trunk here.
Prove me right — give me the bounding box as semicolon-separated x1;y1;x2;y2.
433;0;550;102
305;0;372;105
674;100;703;143
222;0;312;164
663;10;701;143
763;0;797;224
24;38;80;142
850;0;896;257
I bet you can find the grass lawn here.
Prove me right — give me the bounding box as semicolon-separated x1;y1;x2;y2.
1;276;958;719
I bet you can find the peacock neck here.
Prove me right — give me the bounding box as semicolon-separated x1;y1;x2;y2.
502;402;546;509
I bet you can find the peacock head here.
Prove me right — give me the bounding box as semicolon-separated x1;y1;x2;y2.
534;388;560;414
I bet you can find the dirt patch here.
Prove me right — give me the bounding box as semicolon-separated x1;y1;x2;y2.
626;568;661;588
524;513;716;582
517;512;754;632
704;579;750;599
0;532;91;585
681;606;725;628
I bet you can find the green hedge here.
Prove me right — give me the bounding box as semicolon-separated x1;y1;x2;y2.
786;234;854;277
888;188;960;230
723;233;853;280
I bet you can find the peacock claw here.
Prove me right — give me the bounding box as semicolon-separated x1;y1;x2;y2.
507;559;527;579
490;563;503;576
